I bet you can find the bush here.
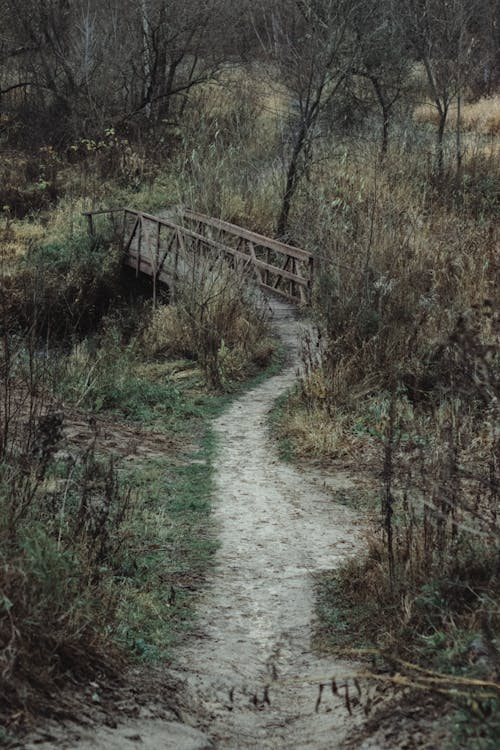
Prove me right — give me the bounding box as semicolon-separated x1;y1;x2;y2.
0;321;207;724
143;258;274;388
1;229;123;340
0;446;129;719
54;325;186;423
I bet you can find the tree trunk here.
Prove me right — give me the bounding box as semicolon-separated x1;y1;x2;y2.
435;106;447;176
456;91;462;185
277;121;308;237
139;0;152;119
381;105;390;157
369;75;390;159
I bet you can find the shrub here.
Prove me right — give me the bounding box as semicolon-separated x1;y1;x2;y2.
1;228;123;340
143;258;273;388
0;443;128;719
52;325;187;424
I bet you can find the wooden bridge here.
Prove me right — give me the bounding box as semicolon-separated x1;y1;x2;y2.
83;207;314;305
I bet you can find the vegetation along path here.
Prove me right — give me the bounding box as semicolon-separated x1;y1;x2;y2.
25;299;366;750
172;299;365;749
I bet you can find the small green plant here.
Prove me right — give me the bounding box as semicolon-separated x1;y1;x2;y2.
54;329;188;425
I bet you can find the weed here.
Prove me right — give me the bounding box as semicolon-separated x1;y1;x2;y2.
269;392;296;462
113;437;218;661
143;258;274;389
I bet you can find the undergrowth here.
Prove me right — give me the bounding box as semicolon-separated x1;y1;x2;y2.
113;431;218;661
0;245;275;736
268;105;500;749
1;64;498;747
309;322;499;745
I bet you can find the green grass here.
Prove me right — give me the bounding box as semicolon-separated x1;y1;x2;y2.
65;334;284;661
0;290;282;731
451;699;500;750
113;431;218;660
314;571;379;655
268;391;297;462
107;337;284;659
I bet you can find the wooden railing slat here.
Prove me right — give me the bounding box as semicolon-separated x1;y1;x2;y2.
180;208;312;261
84;207;314;303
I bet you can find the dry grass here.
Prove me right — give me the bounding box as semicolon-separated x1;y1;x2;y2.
275;128;500;741
414;95;500;136
143;258;274;388
286;144;497;427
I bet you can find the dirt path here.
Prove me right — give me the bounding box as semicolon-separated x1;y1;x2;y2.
24;299;367;750
172;299;366;749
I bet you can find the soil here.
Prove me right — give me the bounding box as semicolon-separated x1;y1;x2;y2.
167;299;368;749
18;299;444;749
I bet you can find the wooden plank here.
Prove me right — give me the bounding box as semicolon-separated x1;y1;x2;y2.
124;256;172;286
136;215;142;276
125;254;152;269
172;234;179;302
125;208;185;232
124;217;140;254
153;221;161;307
177;227;187;254
248;241;264;285
121;210;127;251
260;282;302;302
156;232;177;276
274;255;291;289
253;258;308;285
175;226;248;262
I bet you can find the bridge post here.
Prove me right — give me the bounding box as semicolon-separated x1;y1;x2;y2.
153;221;161;308
136;214;142;277
308;255;314;303
86;213;94;237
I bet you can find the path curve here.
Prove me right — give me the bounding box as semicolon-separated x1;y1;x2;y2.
174;299;364;749
24;299;366;750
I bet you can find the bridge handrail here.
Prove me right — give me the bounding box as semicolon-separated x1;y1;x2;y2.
179;209;313;262
83;206;314;303
83;207;312;263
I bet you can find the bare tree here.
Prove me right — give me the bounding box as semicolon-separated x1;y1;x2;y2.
127;0;236;125
397;0;479;176
468;0;500;96
349;0;411;157
254;0;362;237
0;0;238;144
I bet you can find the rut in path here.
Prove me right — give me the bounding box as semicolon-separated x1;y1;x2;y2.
175;299;365;749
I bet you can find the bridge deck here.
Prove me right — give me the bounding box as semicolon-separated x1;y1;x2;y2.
84;207;314;305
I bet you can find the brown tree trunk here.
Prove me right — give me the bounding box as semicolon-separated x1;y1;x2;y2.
277;121;308;238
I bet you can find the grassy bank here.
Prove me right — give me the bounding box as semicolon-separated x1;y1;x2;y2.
0;216;278;739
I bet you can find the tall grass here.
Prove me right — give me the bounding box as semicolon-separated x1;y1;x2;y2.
273;115;499;744
0;315;221;727
0;332;126;718
143;256;273;388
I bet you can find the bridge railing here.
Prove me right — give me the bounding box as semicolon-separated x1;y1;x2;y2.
83;207;314;305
